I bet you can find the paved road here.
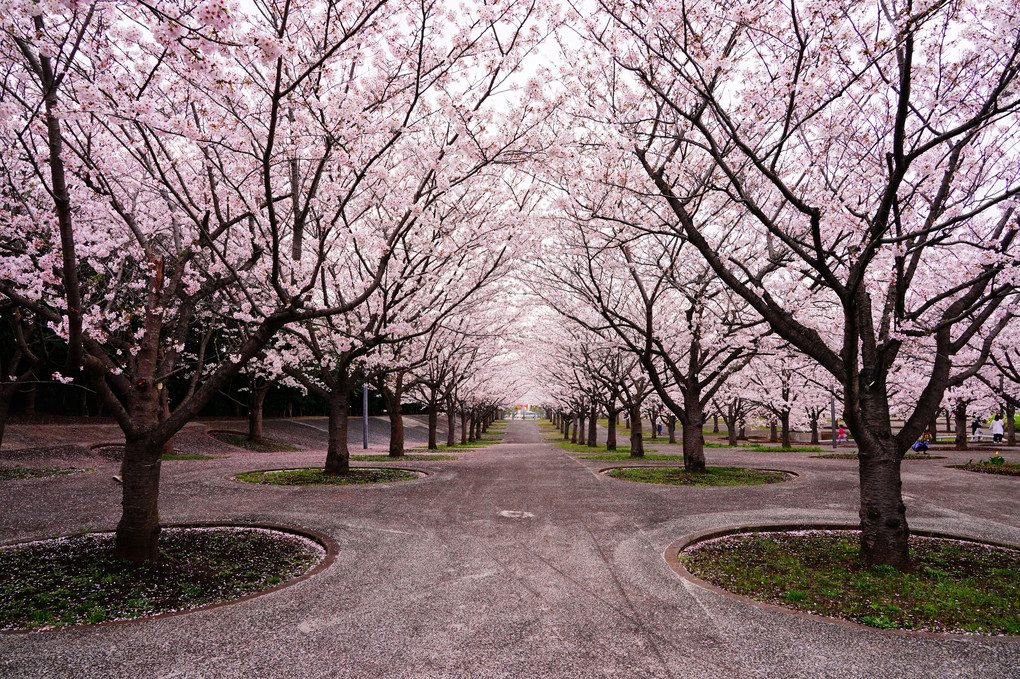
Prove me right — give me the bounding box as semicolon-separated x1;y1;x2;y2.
1;420;1018;678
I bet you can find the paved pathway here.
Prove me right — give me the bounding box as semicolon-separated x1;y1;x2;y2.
1;420;1018;678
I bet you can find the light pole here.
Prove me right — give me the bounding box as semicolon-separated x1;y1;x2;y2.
363;383;369;449
830;385;837;450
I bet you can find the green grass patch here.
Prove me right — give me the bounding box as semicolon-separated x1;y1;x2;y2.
0;527;323;631
0;466;85;481
235;467;420;485
605;466;788;486
351;454;457;461
680;530;1020;635
208;431;297;452
746;444;823;453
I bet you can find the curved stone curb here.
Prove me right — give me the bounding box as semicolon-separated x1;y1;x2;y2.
1;521;339;635
231;466;433;486
596;465;800;485
663;523;1020;641
86;441;125;456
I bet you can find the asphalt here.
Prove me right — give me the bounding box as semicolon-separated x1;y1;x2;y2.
0;419;1018;678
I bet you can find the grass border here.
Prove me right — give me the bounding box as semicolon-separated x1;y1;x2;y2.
231;466;430;486
597;465;797;486
0;522;338;635
663;523;1020;640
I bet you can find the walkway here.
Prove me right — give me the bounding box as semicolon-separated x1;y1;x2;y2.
1;420;1018;678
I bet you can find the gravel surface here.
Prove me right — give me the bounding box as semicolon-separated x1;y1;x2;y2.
0;419;1017;678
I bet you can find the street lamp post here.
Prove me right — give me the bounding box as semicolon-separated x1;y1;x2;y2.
363;383;369;450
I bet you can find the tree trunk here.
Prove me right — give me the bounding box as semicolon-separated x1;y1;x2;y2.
587;406;597;447
248;387;267;442
769;418;778;443
712;414;719;433
563;414;570;439
780;410;792;449
115;434;163;563
954;403;968;451
667;415;677;444
1007;402;1016;447
606;409;618;451
388;397;405;457
809;414;820;445
460;409;468;445
851;386;912;570
724;402;738;446
428;405;439;450
682;391;706;473
324;387;351;475
629;404;643;457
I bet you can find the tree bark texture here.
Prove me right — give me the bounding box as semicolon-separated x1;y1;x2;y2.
629;404;643;457
428;406;439;450
324;387;351;475
681;396;707;473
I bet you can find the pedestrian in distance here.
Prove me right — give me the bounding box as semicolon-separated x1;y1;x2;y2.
991;414;1005;444
971;416;983;440
837;424;847;444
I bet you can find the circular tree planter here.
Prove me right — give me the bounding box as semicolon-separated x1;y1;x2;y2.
665;524;1020;637
1;523;337;633
234;467;428;486
88;443;221;461
599;466;794;486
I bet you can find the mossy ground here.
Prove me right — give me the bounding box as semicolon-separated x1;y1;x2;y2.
235;468;420;485
606;466;788;486
0;466;85;481
0;528;323;631
681;530;1020;634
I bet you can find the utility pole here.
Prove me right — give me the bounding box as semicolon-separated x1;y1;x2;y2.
363;383;369;449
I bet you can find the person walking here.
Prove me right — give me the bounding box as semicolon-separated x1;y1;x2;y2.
971;416;983;440
991;414;1005;444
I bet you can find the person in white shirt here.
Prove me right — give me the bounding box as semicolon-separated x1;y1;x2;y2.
991;414;1005;443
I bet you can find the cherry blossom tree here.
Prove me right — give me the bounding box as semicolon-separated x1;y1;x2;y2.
0;0;548;561
581;0;1020;568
